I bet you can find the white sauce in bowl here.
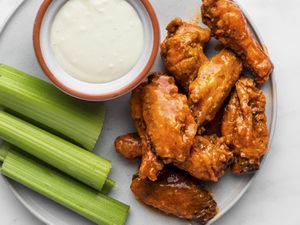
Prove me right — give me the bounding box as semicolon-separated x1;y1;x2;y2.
51;0;144;83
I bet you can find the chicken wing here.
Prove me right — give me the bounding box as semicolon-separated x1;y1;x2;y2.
175;135;233;182
161;18;211;90
143;73;197;163
221;77;269;174
115;134;232;182
202;0;274;83
115;133;142;160
131;167;217;224
130;84;164;181
189;49;242;127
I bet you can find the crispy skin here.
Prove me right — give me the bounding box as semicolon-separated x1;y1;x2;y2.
189;49;242;127
221;77;269;174
131;167;217;224
161;18;211;90
143;73;197;162
115;134;232;182
115;133;142;160
130;84;164;181
202;0;274;83
175;135;233;182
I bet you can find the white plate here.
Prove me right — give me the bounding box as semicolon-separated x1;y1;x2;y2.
0;0;277;225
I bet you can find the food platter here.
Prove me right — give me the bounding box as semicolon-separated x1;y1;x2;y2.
0;0;277;225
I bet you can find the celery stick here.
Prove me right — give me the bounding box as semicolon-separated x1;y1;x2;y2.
1;147;129;225
0;64;105;151
102;178;116;195
0;142;8;162
0;110;111;191
0;142;114;194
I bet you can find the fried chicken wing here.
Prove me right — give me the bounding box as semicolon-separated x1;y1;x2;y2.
131;167;217;224
115;133;142;160
130;84;164;181
221;77;269;174
189;49;242;127
115;133;232;182
202;0;274;83
175;135;233;182
143;73;197;163
161;18;211;90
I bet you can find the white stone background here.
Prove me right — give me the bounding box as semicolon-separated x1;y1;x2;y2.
0;0;298;224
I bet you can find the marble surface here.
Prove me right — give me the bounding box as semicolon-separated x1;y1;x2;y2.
0;0;298;224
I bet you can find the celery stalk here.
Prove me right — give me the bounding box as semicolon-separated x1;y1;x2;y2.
102;178;116;195
0;142;8;162
0;142;114;194
0;64;105;151
0;144;129;225
0;110;111;191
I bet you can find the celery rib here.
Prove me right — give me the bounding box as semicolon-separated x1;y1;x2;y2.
0;111;111;191
0;142;9;162
0;64;105;151
102;178;116;195
1;146;129;225
0;142;114;194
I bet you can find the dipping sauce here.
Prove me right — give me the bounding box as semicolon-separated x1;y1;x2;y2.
51;0;144;83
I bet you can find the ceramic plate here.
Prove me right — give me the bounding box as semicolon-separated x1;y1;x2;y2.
0;0;277;225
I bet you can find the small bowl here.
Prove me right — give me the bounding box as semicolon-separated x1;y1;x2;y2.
33;0;160;101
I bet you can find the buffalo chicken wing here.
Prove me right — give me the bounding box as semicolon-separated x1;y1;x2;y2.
221;77;269;174
202;0;273;83
143;73;197;163
115;134;232;182
131;167;217;224
130;84;164;181
175;135;233;182
161;18;211;90
189;49;242;127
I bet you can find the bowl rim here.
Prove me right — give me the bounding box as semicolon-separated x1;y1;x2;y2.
33;0;160;100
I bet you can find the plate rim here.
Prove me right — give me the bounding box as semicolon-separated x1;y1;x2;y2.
1;1;278;225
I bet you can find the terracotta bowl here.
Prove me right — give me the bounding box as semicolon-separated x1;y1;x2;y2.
33;0;160;101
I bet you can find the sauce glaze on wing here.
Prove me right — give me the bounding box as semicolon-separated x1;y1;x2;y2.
202;0;274;83
189;49;242;127
221;77;269;174
161;18;211;90
131;167;217;224
115;133;232;182
130;84;164;181
143;73;197;162
115;133;142;160
175;135;233;182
